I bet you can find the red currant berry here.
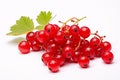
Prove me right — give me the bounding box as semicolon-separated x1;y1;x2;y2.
72;51;82;62
26;32;35;42
101;41;112;51
78;56;90;68
65;58;74;63
36;30;49;44
18;41;30;54
43;39;55;50
44;24;56;38
54;31;67;45
95;44;103;57
69;25;80;36
41;52;52;65
47;59;60;72
80;40;90;48
90;37;101;49
102;51;114;64
34;31;41;41
62;25;70;38
62;46;74;59
31;40;42;51
54;54;65;66
53;24;60;32
70;35;81;47
83;46;95;59
65;39;74;47
80;26;91;38
45;43;58;54
62;25;70;31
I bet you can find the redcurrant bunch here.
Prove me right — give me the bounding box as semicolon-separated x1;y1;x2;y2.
18;16;114;72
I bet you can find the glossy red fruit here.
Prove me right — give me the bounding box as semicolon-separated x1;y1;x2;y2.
54;31;66;45
90;37;101;49
101;41;112;51
31;40;42;51
69;25;80;36
79;40;90;51
62;25;70;38
54;54;65;66
62;46;74;59
18;41;30;54
47;59;60;72
43;39;55;50
44;24;56;38
80;26;91;38
62;25;70;32
41;52;52;65
95;44;103;57
72;51;82;62
80;40;90;48
70;35;81;47
83;46;95;59
45;43;58;54
36;30;49;44
53;24;60;32
26;32;35;42
78;56;90;68
34;31;40;41
102;51;114;64
65;39;74;47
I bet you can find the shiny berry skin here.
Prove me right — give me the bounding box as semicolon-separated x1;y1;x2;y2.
44;24;56;38
36;30;49;44
62;46;74;59
41;52;52;65
31;40;42;51
45;43;58;54
70;35;81;47
26;32;35;42
90;37;101;49
54;54;65;66
72;51;82;62
81;40;89;46
102;51;114;64
78;56;90;68
69;25;80;36
43;39;55;50
80;40;90;48
78;40;90;53
47;59;60;72
101;41;112;51
18;41;30;54
95;44;103;57
65;39;74;47
62;25;70;32
53;24;60;32
83;46;95;59
54;31;66;45
80;26;91;38
62;25;71;39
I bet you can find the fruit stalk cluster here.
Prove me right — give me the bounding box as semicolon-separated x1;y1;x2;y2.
18;17;114;72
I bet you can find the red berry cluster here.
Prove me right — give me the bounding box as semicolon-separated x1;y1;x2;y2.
18;17;114;72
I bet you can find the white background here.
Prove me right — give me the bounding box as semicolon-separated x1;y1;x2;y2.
0;0;120;80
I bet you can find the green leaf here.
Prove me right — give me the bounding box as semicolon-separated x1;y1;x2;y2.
7;16;34;36
35;25;44;30
36;11;52;30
